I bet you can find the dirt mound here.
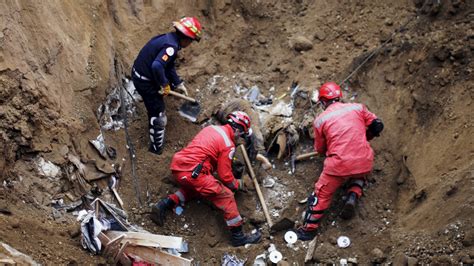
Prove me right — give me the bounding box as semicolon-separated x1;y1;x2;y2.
0;0;473;264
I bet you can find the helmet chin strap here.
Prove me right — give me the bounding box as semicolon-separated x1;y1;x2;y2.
321;98;339;110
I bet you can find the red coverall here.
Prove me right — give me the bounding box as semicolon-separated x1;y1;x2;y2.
168;124;243;227
304;102;378;230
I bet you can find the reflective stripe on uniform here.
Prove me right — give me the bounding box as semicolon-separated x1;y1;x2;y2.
211;126;231;147
226;215;243;226
132;68;150;81
175;190;186;203
314;104;363;129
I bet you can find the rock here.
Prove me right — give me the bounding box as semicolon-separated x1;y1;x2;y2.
445;184;458;197
434;46;449;61
461;255;474;264
407;256;418;266
347;257;357;264
277;260;290;266
290;36;313;52
68;225;81;238
432;255;452;264
257;36;267;44
384;19;393;26
462;228;474;247
412;189;427;202
393;252;408;265
313;30;327;41
370;248;386;263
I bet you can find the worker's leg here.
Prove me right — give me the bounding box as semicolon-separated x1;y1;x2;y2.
151;171;198;226
132;77;166;155
297;171;345;240
195;174;261;246
340;173;368;219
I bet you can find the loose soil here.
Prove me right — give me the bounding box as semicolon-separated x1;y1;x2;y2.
0;0;473;264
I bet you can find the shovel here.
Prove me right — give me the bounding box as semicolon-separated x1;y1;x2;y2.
168;90;201;122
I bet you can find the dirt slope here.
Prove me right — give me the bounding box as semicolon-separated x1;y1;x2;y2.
0;0;473;264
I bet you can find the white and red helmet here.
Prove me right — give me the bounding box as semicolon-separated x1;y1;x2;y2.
173;17;202;42
226;111;252;136
318;82;343;101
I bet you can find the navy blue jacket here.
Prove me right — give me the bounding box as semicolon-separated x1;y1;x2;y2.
133;32;182;87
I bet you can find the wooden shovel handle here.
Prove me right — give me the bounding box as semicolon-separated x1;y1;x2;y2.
240;145;273;228
168;90;197;103
295;151;319;161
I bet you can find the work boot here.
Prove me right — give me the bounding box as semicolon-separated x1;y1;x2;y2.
149;144;163;155
150;198;174;226
230;226;261;247
295;227;317;241
340;192;358;220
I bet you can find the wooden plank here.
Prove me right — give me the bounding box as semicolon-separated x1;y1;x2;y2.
111;187;124;209
125;246;192;266
103;234;125;257
305;236;318;263
106;231;183;250
114;241;130;264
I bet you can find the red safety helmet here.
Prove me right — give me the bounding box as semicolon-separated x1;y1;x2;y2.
227;111;251;135
318;82;343;101
173;17;202;42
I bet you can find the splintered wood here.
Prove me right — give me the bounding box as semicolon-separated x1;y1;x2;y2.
99;230;191;265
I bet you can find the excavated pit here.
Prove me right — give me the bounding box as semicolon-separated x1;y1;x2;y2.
0;0;473;264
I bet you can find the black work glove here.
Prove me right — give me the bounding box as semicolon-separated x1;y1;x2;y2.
245;135;257;162
366;129;375;141
232;160;245;180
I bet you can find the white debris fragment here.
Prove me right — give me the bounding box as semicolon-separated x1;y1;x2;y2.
35;157;61;179
262;176;276;188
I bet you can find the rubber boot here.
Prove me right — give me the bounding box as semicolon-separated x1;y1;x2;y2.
295;227;317;241
150;198;175;226
149;144;163;155
340;192;358;220
230;225;261;247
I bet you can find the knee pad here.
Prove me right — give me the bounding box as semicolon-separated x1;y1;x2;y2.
302;193;325;225
348;179;365;190
149;112;167;150
150;112;167;128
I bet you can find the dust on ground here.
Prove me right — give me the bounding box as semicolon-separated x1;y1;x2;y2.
0;0;473;264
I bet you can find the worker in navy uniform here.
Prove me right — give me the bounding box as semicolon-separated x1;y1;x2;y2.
131;17;202;155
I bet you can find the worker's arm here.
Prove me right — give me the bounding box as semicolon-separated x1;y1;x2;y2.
216;147;240;191
361;104;384;140
313;124;327;154
151;45;179;88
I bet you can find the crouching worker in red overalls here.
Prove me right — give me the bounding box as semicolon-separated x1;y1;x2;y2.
150;111;261;247
296;82;384;241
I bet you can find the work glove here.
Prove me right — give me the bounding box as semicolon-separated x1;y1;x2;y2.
175;82;189;96
245;135;258;162
232;160;245;180
238;174;254;191
161;84;171;96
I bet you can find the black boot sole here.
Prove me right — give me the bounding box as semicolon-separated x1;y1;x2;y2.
340;202;355;220
150;205;164;226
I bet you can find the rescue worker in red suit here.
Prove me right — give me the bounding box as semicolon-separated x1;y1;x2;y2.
150;111;262;247
296;82;384;241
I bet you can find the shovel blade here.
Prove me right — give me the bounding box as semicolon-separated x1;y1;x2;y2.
178;102;201;122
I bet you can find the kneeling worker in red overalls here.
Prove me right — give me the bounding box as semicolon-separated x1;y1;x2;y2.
296;82;384;241
151;111;261;247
